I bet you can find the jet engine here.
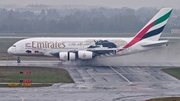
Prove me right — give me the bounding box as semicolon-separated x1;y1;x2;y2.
78;51;93;59
59;52;76;61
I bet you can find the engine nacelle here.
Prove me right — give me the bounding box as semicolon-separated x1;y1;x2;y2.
59;52;76;61
78;51;93;59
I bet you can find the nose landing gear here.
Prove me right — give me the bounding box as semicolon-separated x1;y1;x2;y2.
17;56;21;63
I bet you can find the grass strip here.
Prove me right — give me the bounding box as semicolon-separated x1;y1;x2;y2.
0;66;73;87
162;68;180;80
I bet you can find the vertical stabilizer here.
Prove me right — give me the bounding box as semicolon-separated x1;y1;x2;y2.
117;8;173;52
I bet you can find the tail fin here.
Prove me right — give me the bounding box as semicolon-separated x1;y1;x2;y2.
135;8;173;41
117;8;173;52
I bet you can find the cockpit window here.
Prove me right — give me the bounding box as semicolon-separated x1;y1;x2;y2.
12;45;16;47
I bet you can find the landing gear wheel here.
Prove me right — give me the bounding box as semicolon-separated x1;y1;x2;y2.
17;56;21;63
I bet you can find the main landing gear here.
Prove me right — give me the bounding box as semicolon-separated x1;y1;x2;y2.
17;56;21;63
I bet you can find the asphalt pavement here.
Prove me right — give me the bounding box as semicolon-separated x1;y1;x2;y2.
0;61;180;101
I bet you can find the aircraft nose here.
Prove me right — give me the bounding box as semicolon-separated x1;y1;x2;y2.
7;47;12;54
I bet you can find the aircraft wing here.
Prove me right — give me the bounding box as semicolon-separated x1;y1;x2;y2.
87;47;118;51
87;47;119;55
45;47;120;57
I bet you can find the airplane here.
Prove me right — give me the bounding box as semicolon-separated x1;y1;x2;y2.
7;8;173;63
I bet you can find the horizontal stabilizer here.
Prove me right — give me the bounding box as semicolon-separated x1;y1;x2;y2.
141;40;170;47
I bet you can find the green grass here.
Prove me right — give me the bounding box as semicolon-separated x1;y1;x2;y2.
0;66;74;83
1;83;53;87
147;97;180;101
162;68;180;80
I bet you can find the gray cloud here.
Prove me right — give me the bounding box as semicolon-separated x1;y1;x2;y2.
0;0;179;9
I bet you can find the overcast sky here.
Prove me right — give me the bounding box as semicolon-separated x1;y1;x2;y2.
0;0;179;9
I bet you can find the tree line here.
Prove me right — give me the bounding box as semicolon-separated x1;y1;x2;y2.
0;7;179;33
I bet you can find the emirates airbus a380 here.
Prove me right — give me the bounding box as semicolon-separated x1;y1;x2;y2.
7;8;173;62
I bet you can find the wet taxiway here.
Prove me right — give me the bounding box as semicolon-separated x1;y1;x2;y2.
0;61;180;101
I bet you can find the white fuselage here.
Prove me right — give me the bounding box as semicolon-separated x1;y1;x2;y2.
7;37;161;59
